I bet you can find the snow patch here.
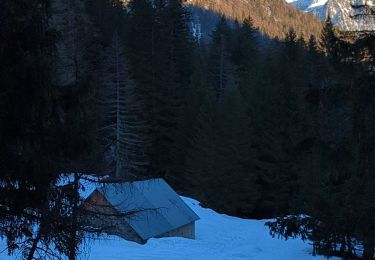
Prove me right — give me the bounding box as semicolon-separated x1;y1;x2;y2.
0;195;340;259
286;0;375;31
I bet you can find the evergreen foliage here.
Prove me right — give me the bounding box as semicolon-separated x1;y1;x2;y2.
2;0;375;259
97;32;148;178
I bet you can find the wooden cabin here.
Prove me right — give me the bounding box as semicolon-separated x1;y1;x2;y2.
83;178;199;244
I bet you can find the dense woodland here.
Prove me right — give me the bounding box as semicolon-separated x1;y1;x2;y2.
1;0;375;259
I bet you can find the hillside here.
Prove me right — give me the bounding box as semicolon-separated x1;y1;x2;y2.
184;0;324;40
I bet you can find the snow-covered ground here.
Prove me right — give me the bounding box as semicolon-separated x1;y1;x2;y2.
0;196;340;260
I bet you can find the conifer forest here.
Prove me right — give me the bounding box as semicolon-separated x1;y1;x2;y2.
1;0;375;259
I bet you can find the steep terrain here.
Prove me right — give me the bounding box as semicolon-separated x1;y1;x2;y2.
286;0;375;31
286;0;327;19
184;0;324;40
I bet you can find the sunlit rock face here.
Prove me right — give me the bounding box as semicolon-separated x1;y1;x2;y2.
327;0;375;31
286;0;375;31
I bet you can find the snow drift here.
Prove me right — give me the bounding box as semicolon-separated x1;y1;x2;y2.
0;195;340;259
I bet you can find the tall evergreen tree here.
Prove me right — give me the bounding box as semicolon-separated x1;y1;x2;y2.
127;0;194;178
171;47;209;188
320;15;339;61
231;17;259;98
208;17;234;100
0;0;76;258
97;32;148;179
152;0;194;178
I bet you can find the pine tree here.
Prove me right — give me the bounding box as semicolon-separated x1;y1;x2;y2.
50;0;94;87
127;0;194;178
184;87;219;199
217;84;259;215
208;17;234;100
320;15;339;61
126;0;155;95
97;32;148;179
171;47;208;188
152;0;194;178
0;0;71;258
305;35;322;88
231;17;259;98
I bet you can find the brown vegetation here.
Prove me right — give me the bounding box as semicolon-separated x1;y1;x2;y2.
184;0;324;40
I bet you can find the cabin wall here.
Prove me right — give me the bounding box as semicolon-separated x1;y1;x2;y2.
101;216;144;244
82;190;145;244
156;222;196;240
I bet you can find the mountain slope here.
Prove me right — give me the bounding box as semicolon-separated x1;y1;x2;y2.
286;0;327;19
185;0;324;40
286;0;375;31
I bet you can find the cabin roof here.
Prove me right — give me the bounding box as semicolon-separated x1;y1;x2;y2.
96;178;199;240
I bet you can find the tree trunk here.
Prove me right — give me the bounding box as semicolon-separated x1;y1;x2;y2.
27;226;43;260
115;33;121;178
219;33;224;99
363;242;374;260
68;173;79;260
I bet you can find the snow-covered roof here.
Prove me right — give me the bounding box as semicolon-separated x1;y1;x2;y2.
96;178;200;240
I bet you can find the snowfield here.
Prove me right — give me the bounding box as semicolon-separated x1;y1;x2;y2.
0;196;340;260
